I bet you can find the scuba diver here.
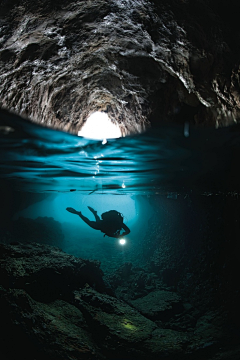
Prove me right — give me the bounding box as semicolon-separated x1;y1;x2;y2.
66;206;130;238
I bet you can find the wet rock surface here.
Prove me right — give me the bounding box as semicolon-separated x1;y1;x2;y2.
106;262;163;299
74;286;157;358
130;289;183;321
0;0;240;134
142;195;240;321
0;242;240;360
0;242;106;302
0;286;99;360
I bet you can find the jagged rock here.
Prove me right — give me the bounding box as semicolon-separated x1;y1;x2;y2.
130;290;183;321
0;242;106;301
74;286;158;358
73;286;200;358
0;0;239;135
167;311;197;332
192;311;228;347
144;328;189;356
0;281;189;360
0;242;236;360
0;286;99;360
106;262;162;300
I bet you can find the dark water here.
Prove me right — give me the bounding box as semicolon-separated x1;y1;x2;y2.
0;108;240;277
1;109;240;357
1;108;240;272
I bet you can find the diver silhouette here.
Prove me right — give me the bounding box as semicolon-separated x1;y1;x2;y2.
66;206;130;238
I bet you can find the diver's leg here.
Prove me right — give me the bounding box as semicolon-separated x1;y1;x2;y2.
88;206;101;221
78;212;101;230
67;207;101;230
66;207;79;215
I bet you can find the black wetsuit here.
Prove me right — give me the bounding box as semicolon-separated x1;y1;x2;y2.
78;211;130;238
66;206;130;238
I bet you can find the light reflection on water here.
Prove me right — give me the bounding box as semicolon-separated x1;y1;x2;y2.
1;108;240;194
1;110;240;357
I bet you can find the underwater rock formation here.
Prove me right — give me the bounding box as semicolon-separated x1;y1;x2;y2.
0;242;106;302
141;195;240;318
74;286;158;358
1;242;240;360
106;262;163;300
0;286;100;360
130;289;183;321
0;0;240;135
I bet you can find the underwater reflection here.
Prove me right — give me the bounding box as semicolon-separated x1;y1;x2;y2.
2;107;240;193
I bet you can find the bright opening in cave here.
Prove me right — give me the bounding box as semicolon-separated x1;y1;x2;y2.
78;112;122;140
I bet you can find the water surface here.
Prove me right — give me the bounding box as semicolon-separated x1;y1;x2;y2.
1;109;240;195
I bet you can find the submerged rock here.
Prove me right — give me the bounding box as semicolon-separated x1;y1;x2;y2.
130;289;183;321
106;262;162;300
74;286;157;358
0;286;99;360
0;242;106;301
0;242;238;360
144;328;189;357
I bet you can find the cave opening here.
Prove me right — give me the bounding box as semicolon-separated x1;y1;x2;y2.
78;111;122;140
1;0;240;359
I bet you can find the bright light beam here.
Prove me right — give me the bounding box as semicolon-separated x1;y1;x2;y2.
78;112;122;140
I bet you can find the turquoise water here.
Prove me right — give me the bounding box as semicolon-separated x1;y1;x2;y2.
1;108;240;194
1;108;240;273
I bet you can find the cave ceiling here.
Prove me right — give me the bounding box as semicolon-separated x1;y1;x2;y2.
0;0;239;135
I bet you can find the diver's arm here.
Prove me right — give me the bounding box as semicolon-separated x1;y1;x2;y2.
121;223;130;235
104;224;130;238
107;233;122;238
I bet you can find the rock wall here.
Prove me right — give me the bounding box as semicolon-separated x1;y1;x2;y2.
0;0;240;135
1;242;240;360
140;194;240;320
